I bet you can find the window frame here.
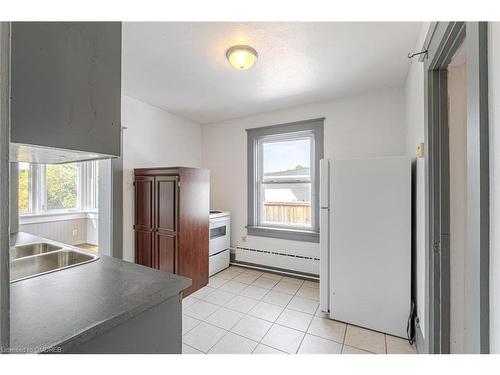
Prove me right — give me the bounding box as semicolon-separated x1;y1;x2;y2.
257;131;315;230
246;118;324;243
19;161;99;219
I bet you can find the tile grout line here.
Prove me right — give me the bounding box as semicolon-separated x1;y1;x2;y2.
294;306;315;353
340;319;349;354
285;277;307;354
251;342;287;354
266;285;301;353
182;342;203;354
182;316;202;336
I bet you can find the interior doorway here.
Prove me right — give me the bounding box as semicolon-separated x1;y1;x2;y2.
423;22;489;354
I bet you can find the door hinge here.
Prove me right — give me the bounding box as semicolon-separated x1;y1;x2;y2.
433;241;441;254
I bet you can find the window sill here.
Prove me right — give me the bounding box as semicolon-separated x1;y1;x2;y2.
246;225;319;243
20;211;99;225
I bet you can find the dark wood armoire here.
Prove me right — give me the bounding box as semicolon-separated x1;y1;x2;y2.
134;167;209;297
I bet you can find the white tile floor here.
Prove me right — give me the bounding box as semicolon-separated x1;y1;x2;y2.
182;266;417;354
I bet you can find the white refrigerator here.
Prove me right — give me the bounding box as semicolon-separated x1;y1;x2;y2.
319;156;411;338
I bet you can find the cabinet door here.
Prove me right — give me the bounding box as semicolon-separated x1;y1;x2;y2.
155;176;178;233
156;233;176;273
134;176;154;231
134;176;155;267
155;176;178;272
135;230;153;267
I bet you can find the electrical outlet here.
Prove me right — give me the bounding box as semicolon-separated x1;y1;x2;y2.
72;229;78;237
241;236;247;242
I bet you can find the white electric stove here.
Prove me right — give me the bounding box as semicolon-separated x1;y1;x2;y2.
209;210;230;276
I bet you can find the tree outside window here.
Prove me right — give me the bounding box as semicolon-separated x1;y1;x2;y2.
18;162;30;214
45;164;78;210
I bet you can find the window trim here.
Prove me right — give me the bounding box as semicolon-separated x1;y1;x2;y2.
246;118;324;243
18;161;99;218
257;131;315;231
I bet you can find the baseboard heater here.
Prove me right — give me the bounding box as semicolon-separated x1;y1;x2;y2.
231;246;319;281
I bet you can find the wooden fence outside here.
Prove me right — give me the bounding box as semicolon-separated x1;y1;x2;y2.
264;202;311;225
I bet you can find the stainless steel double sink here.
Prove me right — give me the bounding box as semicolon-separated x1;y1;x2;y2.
10;242;99;282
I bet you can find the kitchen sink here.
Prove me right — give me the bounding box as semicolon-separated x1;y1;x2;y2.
10;242;62;260
10;248;99;282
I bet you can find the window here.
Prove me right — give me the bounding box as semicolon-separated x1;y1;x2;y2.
247;118;324;242
18;161;99;217
45;164;78;210
18;163;31;214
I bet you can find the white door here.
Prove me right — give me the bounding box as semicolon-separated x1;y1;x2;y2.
330;157;411;338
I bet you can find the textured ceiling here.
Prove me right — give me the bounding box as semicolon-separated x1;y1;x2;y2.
122;22;421;124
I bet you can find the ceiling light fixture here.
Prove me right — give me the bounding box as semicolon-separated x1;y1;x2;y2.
225;45;258;70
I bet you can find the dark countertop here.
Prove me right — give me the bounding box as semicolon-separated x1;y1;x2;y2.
9;232;191;353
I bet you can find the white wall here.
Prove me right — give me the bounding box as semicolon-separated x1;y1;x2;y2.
488;21;500;354
87;213;98;245
404;22;430;345
20;218;88;246
202;87;406;275
405;22;430;154
121;95;203;262
405;55;426;156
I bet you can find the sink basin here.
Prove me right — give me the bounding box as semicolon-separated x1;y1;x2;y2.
10;249;99;282
10;242;62;260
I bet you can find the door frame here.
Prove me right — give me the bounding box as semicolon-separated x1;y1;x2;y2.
422;21;490;354
0;21;11;352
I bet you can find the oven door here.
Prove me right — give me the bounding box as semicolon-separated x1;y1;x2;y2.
209;217;230;256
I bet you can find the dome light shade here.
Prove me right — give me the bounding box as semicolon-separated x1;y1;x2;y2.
226;45;258;70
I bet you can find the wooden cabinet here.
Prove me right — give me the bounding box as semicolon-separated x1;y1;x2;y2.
134;167;209;296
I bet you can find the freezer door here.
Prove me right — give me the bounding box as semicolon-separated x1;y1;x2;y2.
319;158;330;312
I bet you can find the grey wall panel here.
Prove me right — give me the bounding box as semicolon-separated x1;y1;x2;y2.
10;22;122;157
0;21;10;352
66;295;182;354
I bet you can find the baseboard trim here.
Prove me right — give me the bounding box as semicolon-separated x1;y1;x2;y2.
230;260;319;281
